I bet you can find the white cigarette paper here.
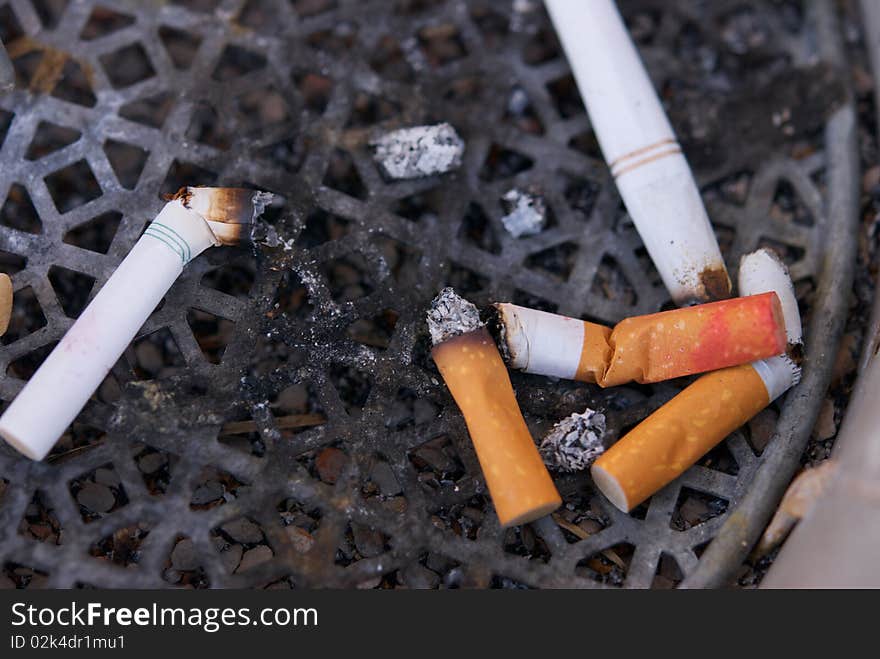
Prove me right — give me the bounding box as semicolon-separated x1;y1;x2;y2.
545;0;730;304
0;188;268;461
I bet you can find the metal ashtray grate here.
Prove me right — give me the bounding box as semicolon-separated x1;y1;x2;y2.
0;0;858;588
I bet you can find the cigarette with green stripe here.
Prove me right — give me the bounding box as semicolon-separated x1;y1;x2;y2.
0;187;272;461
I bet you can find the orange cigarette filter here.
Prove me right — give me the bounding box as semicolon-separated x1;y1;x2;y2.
591;364;770;512
432;328;562;527
498;292;787;386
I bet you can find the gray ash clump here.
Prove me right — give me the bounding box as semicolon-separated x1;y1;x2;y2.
371;123;464;180
426;288;482;345
539;408;606;472
500;188;547;238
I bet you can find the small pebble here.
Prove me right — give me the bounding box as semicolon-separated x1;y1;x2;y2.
285;526;315;554
76;482;115;513
236;545;273;572
171;538;200;571
316;447;348;484
221;517;264;545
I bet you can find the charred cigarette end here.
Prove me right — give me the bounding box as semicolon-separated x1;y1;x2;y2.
0;273;12;336
431;325;561;527
501;189;547;238
182;187;274;246
738;247;803;362
371;123;464;180
697;264;732;302
539;408;606;472
426;287;482;345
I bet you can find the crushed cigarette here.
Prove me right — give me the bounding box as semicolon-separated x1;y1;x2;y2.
371;123;464;180
500;189;547;238
0;273;12;336
754;459;838;558
738;247;803;355
0;187;271;461
495;293;788;386
426;287;482;345
539;408;606;472
429;288;560;527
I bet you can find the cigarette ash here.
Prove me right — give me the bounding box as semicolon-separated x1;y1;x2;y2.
426;288;482;345
371;123;464;180
539;408;606;472
500;189;547;238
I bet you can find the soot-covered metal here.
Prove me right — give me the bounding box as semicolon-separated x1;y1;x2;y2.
0;0;857;588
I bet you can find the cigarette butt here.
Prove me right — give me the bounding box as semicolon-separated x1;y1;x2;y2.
432;328;562;527
496;292;787;386
544;0;730;304
592;356;800;512
0;189;270;461
0;273;12;336
738;248;803;347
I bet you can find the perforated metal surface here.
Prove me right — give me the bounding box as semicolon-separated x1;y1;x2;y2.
0;0;854;588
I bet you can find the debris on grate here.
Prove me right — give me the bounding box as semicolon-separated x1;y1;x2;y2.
500;188;547;238
370;123;464;180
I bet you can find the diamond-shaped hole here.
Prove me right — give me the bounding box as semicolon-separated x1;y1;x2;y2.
63;211;122;254
135;444;175;495
697;437;740;476
104;139;148;189
512;289;558;313
217;409;265;457
591;255;638;306
336;522;389;566
670;488;729;532
771;179;815;227
324;254;374;302
100;42;155;88
158;24;202;69
293;71;333;114
323;149;367;200
269;270;314;320
362;454;404;501
31;0;66;28
25;121;81;160
554;489;612;543
2;562;49;589
713;223;736;262
503;87;544;135
652;553;684;589
44;159;102;213
372;234;422;283
11;50;42;89
458;202;501;254
7;342;57;380
164;535;209;588
70;464;129;523
212;44;266;81
80;6;135;40
547;74;586;118
212;517;273;574
503;524;551;563
523;26;562;65
266;382;326;439
329;362;373;411
278;497;321;555
370;36;413;81
2;286;46;345
568;130;602;159
238;86;289;130
0;109;13;151
479;144;534;182
48;265;95;318
0;4;24;42
187;308;234;364
526;241;580;282
576;542;635;587
191;466;247;510
431;495;488;541
0;250;27;275
445;262;488;296
255;135;306;173
347;308;399;350
201;258;256;298
746;407;779;456
408;435;466;491
160;160;217;198
295;208;351;249
418;23;467;67
129;328;185;379
393;190;442;222
186;103;231;150
18;490;63;545
0;183;42;234
562;173;600;221
50;59;97;107
346;92;399;128
89;524;150;567
119;92;175;129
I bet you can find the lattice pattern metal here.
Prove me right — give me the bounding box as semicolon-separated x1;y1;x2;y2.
0;0;845;588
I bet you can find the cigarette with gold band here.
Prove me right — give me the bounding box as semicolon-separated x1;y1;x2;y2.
428;288;561;527
495;292;787;386
0;187;272;461
544;0;730;304
591;249;803;512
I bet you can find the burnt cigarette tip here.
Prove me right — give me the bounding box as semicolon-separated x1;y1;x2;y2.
426;287;482;345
